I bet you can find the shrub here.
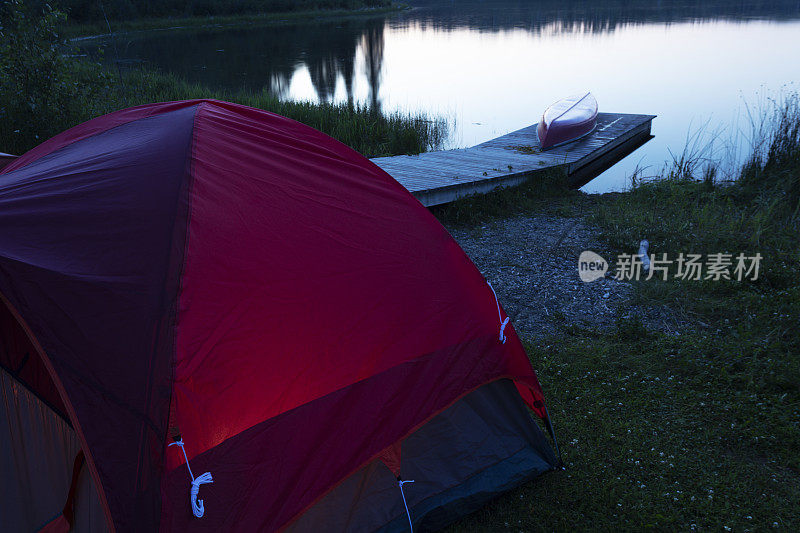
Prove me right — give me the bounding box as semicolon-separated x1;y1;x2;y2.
0;0;111;154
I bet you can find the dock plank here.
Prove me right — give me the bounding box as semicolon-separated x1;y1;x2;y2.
370;112;655;206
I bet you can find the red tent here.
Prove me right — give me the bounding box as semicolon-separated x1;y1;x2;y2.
0;100;558;532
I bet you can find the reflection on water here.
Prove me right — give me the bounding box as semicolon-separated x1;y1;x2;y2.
83;0;800;192
97;17;386;103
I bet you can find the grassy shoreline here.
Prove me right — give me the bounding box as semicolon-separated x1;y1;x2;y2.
440;97;799;531
63;4;405;40
2;1;435;159
0;63;447;158
120;68;448;158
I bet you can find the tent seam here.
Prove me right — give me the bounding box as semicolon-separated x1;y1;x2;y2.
157;101;204;531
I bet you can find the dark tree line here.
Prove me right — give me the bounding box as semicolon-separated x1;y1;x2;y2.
15;0;390;24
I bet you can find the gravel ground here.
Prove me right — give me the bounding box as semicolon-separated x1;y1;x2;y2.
445;213;681;339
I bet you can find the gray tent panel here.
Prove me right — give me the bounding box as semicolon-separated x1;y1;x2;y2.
1;367;108;532
288;379;556;532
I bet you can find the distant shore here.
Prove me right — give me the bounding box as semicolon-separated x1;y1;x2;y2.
64;4;405;40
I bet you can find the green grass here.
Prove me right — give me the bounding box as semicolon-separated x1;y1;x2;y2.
0;62;447;158
447;320;799;531
116;68;448;158
442;96;800;531
430;169;580;226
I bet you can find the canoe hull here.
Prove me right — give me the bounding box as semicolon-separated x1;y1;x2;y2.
537;93;598;150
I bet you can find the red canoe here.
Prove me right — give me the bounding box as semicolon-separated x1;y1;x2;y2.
537;92;598;149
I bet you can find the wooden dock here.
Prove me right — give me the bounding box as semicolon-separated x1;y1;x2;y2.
370;112;655;206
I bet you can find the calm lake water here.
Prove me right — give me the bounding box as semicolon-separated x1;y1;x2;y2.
84;0;800;192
